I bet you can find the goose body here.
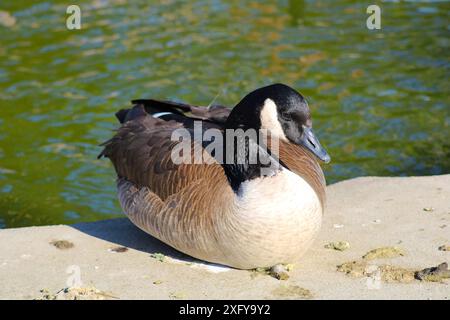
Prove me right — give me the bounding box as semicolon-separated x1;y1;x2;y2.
100;84;329;269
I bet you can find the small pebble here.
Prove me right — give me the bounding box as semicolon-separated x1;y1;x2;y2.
333;224;344;229
50;240;74;250
324;241;350;251
423;207;434;212
150;253;166;262
415;263;450;282
108;246;128;253
270;265;290;280
362;246;405;260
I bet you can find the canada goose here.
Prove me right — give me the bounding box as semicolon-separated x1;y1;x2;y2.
99;83;330;269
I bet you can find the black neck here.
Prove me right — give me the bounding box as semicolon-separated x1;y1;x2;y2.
195;119;282;193
219;130;281;193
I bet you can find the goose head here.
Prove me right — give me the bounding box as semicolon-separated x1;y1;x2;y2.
225;83;330;163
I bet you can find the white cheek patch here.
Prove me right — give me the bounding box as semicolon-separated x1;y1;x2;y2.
259;98;288;141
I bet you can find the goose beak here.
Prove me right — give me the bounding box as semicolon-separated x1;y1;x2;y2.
300;126;331;163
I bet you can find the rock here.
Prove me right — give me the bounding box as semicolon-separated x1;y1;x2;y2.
324;241;350;251
50;240;74;250
362;247;405;260
415;263;450;282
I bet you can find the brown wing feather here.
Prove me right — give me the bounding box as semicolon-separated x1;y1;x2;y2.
100;114;229;201
116;172;233;263
190;104;231;123
130;99;231;125
102;112;237;261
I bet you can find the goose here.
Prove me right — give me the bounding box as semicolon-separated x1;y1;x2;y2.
99;83;330;269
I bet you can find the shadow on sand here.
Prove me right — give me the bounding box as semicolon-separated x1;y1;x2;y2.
71;218;231;271
72;218;188;259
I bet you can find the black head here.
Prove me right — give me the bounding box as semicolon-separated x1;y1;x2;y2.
226;83;330;163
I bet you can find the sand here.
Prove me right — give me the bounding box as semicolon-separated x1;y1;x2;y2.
0;175;449;300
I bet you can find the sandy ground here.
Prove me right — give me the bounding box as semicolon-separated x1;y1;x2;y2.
0;175;449;300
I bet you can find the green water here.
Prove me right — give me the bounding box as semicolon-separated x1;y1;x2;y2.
0;1;449;228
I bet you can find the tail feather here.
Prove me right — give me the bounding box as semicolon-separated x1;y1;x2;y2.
115;108;130;124
100;99;231;159
129;98;231;125
115;105;148;124
112;98;231;128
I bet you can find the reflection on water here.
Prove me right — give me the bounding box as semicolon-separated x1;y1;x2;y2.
0;0;448;228
288;0;306;26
